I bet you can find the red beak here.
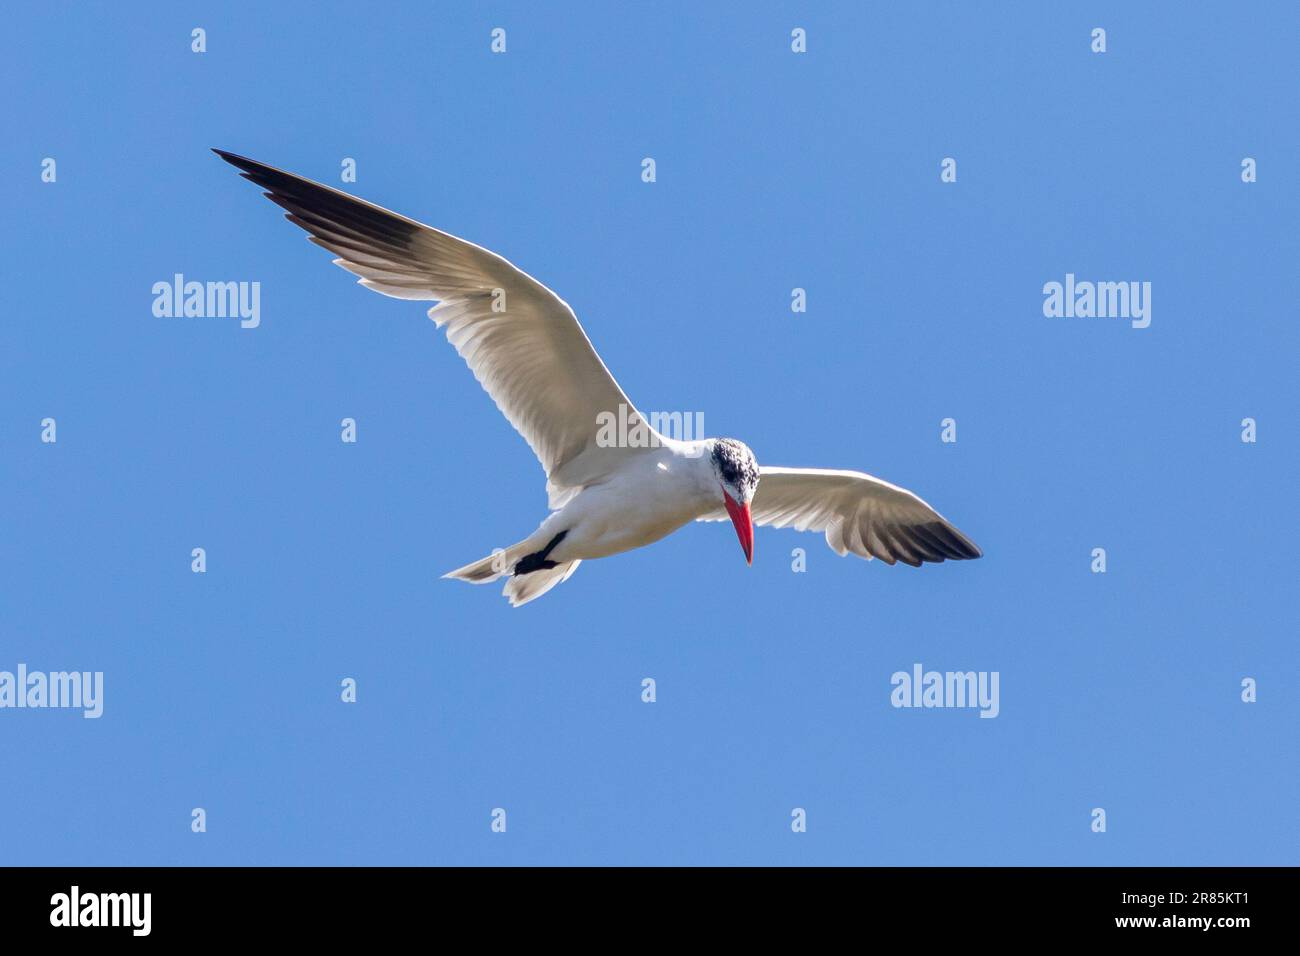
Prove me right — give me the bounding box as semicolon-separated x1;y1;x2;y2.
722;488;754;565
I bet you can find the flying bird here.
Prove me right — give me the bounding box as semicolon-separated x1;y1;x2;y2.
214;149;982;605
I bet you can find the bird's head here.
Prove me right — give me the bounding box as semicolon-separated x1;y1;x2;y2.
709;438;760;565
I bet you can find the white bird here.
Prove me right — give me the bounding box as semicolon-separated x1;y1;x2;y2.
215;150;982;605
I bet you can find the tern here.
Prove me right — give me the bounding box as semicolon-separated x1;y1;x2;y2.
214;150;982;606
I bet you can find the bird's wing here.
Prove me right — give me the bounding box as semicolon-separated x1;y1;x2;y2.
700;466;981;566
214;149;661;508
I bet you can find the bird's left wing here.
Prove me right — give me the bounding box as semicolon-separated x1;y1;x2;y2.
701;466;981;566
213;149;660;508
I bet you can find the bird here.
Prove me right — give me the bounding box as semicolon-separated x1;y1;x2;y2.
213;149;982;606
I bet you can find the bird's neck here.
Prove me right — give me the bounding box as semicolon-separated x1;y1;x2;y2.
665;438;722;504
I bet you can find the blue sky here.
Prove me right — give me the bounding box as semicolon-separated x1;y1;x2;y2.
3;1;1297;865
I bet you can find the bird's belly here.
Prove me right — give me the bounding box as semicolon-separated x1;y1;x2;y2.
579;510;695;559
555;478;705;561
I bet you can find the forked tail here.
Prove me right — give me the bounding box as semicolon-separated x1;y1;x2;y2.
442;549;516;584
502;560;581;607
442;531;582;606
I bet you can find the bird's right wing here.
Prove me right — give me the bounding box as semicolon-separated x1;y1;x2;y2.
214;149;661;508
701;466;982;566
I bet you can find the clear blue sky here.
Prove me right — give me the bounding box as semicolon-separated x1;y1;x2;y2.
3;1;1296;865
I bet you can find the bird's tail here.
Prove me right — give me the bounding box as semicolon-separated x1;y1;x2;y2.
442;546;521;584
442;540;582;607
502;560;582;607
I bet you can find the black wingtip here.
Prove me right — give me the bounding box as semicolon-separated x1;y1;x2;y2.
212;149;281;183
946;525;983;560
212;147;259;171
